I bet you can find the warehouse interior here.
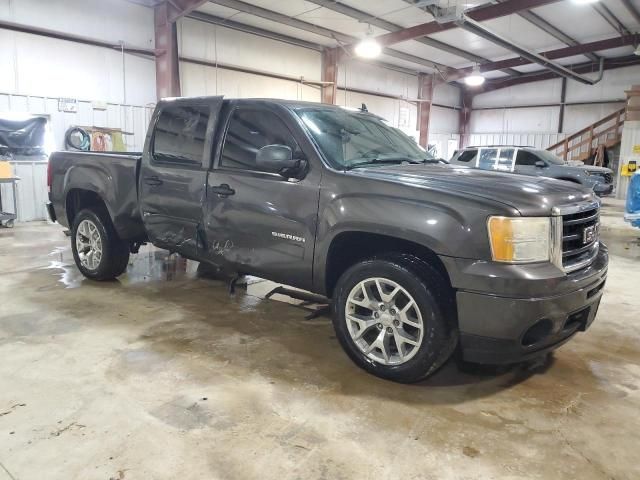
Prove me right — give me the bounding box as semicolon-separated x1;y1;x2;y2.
1;0;640;478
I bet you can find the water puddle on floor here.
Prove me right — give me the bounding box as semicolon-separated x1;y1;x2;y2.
45;244;329;315
46;245;203;288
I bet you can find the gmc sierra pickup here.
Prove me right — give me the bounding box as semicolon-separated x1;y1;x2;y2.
47;97;608;383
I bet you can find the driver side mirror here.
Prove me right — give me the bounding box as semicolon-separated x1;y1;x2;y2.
256;144;307;178
535;160;546;168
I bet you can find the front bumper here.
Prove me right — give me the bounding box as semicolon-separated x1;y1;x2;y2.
441;245;608;364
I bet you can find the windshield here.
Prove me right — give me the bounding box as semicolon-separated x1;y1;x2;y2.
296;107;436;169
534;149;566;166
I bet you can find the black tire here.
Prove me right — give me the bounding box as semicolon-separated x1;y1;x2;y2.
332;253;457;383
71;208;130;280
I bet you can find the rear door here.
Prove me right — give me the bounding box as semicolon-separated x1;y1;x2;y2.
202;102;321;291
495;148;516;172
139;97;223;258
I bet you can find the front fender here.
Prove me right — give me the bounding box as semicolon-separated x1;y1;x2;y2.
313;187;512;294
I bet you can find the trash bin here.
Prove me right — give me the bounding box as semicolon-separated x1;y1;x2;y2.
0;177;19;228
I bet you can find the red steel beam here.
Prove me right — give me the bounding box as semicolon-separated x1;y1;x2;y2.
456;34;639;76
321;48;339;104
458;90;474;149
417;74;435;148
155;3;181;99
155;1;209;99
479;55;640;93
0;19;157;56
375;0;562;47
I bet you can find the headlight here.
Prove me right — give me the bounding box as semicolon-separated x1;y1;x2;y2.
487;217;550;263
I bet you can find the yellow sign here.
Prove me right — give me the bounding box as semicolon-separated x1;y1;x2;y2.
634;145;640;154
623;161;638;176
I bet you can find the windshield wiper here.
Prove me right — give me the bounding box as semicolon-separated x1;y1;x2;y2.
346;157;423;170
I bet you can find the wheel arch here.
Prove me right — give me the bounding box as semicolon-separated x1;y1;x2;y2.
65;188;111;228
323;231;452;299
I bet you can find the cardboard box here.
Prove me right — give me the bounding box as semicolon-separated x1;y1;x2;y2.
0;161;13;179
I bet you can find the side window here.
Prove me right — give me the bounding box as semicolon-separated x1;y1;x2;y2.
495;148;515;171
516;150;540;166
455;149;477;163
220;108;301;172
477;149;497;170
153;105;210;166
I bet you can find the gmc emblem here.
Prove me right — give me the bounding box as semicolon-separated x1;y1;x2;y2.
583;224;597;244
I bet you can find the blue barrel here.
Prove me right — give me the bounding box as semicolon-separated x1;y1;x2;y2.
626;171;640;228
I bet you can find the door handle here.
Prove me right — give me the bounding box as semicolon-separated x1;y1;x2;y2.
211;183;235;197
144;176;163;186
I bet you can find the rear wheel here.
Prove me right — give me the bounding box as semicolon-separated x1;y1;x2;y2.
71;208;129;280
332;254;457;383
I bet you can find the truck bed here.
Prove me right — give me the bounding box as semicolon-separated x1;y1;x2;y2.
48;150;146;240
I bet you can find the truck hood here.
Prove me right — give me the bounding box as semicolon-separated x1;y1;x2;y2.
348;164;595;216
580;165;613;174
565;161;612;174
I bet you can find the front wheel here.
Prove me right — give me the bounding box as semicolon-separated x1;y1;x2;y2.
71;208;130;280
332;254;457;383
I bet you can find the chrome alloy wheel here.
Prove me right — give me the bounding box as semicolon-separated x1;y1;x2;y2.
75;219;103;270
345;277;424;365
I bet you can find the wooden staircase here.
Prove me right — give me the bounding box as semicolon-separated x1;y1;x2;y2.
547;107;625;163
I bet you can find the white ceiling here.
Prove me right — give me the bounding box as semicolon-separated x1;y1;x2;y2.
192;0;640;82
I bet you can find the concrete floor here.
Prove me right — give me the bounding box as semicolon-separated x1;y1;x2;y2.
1;199;639;480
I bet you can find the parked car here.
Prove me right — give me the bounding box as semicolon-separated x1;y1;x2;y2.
450;145;614;196
47;97;608;383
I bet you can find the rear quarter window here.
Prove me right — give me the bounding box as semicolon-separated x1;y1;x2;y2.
153;105;210;166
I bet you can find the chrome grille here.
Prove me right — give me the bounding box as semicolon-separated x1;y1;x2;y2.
560;203;600;273
590;172;612;184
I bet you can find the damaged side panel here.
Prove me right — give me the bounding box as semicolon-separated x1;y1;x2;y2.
138;96;224;258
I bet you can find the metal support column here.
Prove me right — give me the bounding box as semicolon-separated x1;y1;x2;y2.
459;90;474;148
321;47;339;105
155;3;181;100
558;77;567;134
417;74;435;149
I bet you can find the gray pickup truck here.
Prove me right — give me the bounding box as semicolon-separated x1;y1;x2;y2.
450;145;614;196
47;97;608;383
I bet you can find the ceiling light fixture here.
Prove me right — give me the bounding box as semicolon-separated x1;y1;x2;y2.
464;66;485;87
572;0;599;4
354;25;381;59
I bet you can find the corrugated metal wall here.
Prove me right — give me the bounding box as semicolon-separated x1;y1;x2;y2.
1;92;154;222
0;93;154;152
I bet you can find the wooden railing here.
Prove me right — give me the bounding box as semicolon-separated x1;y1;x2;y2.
547;107;625;162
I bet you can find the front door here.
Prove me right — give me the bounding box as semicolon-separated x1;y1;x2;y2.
514;149;543;177
139;97;223;258
203;103;321;291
